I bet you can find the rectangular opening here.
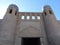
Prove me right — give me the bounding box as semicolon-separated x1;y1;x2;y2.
21;37;41;45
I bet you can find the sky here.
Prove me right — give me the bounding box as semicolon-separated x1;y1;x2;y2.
0;0;60;20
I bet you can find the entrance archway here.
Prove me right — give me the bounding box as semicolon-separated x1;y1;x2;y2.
21;37;41;45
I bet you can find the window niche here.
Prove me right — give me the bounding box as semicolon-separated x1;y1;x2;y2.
32;16;35;20
21;16;25;20
37;16;40;20
26;16;30;20
15;11;17;16
44;12;47;16
9;9;12;14
49;10;53;14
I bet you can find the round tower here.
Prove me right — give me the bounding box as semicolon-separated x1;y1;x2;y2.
43;5;60;45
0;4;19;45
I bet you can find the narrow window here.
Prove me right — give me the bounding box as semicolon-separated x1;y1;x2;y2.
37;16;40;20
44;12;47;16
32;16;35;20
15;11;17;15
26;16;30;20
9;9;12;14
21;16;25;20
49;10;52;14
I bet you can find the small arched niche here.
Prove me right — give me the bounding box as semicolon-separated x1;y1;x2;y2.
44;12;47;16
15;11;17;16
9;9;12;14
49;10;53;15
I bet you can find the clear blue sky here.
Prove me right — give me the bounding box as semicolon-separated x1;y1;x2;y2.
0;0;60;20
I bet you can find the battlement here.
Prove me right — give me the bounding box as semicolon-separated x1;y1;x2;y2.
18;12;41;21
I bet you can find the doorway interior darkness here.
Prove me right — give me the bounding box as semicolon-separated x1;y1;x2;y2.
21;37;41;45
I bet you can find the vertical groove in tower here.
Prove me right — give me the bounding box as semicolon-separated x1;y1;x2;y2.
43;5;60;45
0;4;19;45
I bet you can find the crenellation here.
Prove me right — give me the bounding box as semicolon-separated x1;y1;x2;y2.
18;12;41;21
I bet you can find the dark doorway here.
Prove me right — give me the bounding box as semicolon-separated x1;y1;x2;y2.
21;37;41;45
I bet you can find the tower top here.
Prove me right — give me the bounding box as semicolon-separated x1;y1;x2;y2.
8;4;18;11
44;5;52;10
